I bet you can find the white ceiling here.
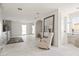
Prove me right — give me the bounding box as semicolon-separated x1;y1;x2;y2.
1;3;79;23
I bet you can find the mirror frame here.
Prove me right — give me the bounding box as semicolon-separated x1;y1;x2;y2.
43;15;55;37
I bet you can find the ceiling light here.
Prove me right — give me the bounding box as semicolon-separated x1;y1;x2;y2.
18;8;22;11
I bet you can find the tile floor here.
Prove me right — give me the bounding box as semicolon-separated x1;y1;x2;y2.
0;35;79;56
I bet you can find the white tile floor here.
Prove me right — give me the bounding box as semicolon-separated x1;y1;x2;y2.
1;35;79;56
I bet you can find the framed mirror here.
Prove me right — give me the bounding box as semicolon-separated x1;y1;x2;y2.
43;15;55;37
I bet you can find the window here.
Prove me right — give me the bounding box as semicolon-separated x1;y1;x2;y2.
32;25;35;34
22;24;27;35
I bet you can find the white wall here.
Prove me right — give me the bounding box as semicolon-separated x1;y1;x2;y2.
11;21;22;37
0;6;3;46
11;21;34;37
27;23;33;35
0;8;2;37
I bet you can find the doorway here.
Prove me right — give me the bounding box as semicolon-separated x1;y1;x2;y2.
64;15;79;48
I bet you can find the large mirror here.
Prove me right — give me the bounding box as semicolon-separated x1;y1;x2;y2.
43;15;55;37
